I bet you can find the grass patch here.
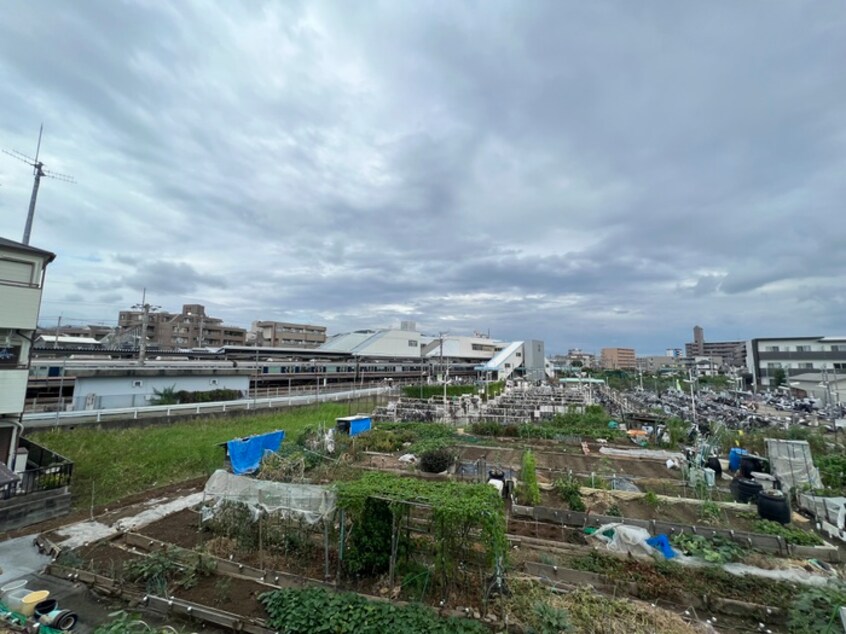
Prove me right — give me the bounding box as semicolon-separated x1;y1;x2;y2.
29;402;355;508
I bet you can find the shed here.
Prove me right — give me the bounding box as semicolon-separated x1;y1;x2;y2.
336;415;372;436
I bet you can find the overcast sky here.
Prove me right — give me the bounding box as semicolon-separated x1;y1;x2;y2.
1;1;844;354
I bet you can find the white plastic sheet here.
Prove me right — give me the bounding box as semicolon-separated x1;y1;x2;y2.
587;523;655;557
203;469;336;525
765;439;823;493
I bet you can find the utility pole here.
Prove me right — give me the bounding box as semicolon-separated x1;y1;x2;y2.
132;289;159;366
54;315;62;349
3;125;75;244
439;333;447;406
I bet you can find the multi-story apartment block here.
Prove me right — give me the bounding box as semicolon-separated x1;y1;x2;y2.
0;237;54;466
118;304;247;349
600;347;637;370
684;326;746;367
747;336;846;392
249;321;327;348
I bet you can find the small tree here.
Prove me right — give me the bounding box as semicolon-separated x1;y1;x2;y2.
771;368;786;390
519;450;541;506
150;385;179;405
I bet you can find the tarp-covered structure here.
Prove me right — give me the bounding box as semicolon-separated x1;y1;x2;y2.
225;430;284;474
765;439;823;493
203;469;335;525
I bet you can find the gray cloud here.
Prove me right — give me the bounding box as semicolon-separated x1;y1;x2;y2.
1;0;844;354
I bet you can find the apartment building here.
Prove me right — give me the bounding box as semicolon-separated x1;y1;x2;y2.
747;336;846;390
249;320;327;348
0;237;54;466
118;304;247;349
600;347;637;370
685;325;746;367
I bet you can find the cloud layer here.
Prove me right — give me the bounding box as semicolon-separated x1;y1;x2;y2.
1;1;844;353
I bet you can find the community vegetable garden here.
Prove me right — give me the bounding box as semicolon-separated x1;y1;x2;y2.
33;397;846;633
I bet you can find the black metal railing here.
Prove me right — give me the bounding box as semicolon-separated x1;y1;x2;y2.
0;437;73;499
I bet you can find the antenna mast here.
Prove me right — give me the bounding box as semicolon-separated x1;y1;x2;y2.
2;124;76;244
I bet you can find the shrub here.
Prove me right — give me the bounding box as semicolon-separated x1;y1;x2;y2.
519;450;541;506
554;475;585;512
419;447;454;473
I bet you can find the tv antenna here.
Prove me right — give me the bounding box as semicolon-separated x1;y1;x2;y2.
2;124;75;244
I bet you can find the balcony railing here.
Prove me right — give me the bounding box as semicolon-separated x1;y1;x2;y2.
0;437;73;499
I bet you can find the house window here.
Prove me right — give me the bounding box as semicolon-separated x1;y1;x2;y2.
132;380;143;388
516;352;522;357
796;345;811;352
766;346;780;352
408;340;418;347
798;363;813;369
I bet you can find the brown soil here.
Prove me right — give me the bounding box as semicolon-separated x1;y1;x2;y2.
457;446;674;479
138;508;205;549
508;518;588;545
2;476;207;541
173;574;270;620
72;542;144;577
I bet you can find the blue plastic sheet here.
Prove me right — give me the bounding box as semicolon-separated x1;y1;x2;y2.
646;534;676;559
227;430;285;474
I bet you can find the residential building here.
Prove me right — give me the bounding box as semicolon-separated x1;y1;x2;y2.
249;321;327;348
118;304;247;349
684;326;746;367
566;348;596;368
746;336;846;392
0;237;54;467
600;347;637;370
637;355;677;372
0;236;73;530
665;348;683;359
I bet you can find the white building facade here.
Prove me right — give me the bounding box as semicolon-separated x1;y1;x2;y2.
747;336;846;391
0;237;55;467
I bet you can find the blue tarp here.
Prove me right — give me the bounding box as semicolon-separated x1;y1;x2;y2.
349;417;372;437
646;534;676;559
227;430;285;474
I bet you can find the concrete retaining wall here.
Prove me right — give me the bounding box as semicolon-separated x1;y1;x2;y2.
0;486;71;532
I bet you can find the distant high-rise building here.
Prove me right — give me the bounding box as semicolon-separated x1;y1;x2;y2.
118;304;247;349
248;321;327;348
692;325;705;355
600;347;637;370
684;326;745;367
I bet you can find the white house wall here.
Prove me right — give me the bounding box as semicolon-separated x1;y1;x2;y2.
72;374;250;410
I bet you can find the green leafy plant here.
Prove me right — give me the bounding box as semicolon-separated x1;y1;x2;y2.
788;584;846;634
419;447;454;473
643;491;660;508
554;474;585;512
531;601;572;633
670;533;743;564
606;503;622;517
699;500;721;524
337;472;507;590
94;611;186;633
519;450;541;506
260;587;487;633
149;385;179;406
754;520;823;546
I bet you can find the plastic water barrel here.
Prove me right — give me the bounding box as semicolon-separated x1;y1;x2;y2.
728;448;748;472
5;588;31;613
1;580;27;607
